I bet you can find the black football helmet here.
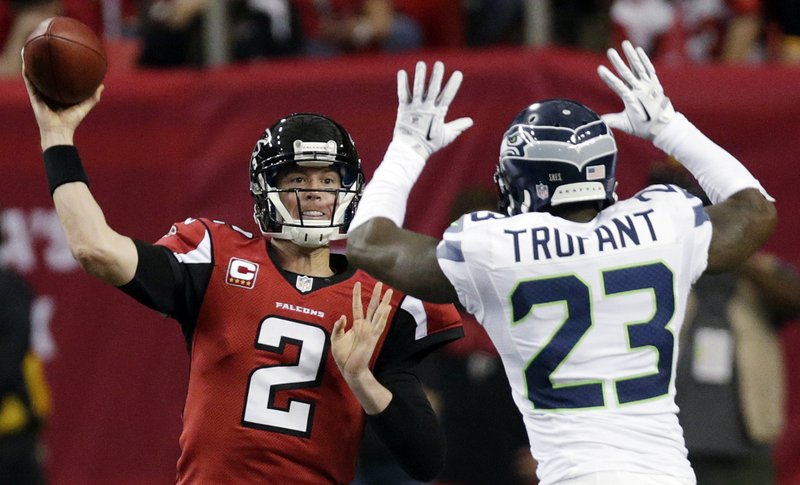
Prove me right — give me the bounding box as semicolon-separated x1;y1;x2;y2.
494;99;618;215
249;113;364;247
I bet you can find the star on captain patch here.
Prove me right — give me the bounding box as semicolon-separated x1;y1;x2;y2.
296;275;314;293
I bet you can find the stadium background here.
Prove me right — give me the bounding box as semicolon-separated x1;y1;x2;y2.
1;45;799;484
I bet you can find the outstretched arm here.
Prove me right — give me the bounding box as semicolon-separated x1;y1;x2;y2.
598;41;776;272
330;282;445;480
348;219;458;303
347;61;471;303
24;71;138;286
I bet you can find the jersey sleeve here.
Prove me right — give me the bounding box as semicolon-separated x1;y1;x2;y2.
372;297;462;378
436;211;496;320
634;184;713;283
118;218;214;336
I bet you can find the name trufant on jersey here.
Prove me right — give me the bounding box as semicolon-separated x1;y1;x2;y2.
504;209;658;262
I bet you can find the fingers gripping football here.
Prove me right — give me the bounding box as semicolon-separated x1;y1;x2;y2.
393;61;473;158
597;40;675;140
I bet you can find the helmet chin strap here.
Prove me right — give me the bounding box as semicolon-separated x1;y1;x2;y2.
285;226;337;248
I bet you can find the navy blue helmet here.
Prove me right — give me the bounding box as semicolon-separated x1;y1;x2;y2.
249;113;364;247
494;99;618;215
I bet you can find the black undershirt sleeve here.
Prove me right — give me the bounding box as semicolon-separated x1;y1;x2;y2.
365;303;455;481
117;240;181;316
117;239;212;348
367;370;445;481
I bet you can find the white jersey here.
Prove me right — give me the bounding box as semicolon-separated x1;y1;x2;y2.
437;185;712;485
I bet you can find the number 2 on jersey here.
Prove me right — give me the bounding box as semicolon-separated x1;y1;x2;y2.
513;262;675;410
242;317;327;436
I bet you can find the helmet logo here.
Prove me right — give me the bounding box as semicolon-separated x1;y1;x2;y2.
293;140;337;161
251;130;272;169
536;183;550;200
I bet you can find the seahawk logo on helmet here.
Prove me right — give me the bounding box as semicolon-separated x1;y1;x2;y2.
494;99;618;215
249;113;365;248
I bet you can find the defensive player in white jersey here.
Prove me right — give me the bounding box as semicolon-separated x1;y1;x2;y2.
345;42;777;485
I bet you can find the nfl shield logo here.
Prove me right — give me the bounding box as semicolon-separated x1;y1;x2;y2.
296;275;314;293
535;183;549;200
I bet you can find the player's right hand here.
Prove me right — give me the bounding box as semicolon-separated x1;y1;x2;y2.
393;60;473;159
22;63;103;150
597;40;675;140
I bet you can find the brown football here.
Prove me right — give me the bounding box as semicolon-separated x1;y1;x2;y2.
23;16;107;107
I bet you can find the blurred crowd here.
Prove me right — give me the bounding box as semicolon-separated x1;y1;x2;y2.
1;0;799;76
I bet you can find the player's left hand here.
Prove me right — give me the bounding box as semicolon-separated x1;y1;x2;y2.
393;60;473;159
597;40;675;140
331;281;393;380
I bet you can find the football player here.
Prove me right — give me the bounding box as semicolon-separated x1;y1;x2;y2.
23;75;463;482
346;43;776;485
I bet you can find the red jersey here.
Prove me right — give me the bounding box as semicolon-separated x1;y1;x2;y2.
136;217;462;484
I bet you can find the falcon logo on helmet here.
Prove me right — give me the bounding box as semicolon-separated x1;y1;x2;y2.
249;113;365;247
494;99;618;215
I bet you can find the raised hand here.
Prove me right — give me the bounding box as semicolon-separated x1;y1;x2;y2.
393;60;473;159
597;40;675;140
23;63;103;150
331;281;393;380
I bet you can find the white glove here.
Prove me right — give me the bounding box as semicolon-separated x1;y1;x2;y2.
393;60;473;159
597;40;675;140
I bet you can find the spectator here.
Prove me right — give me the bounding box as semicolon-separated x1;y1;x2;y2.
0;0;62;77
677;253;799;484
295;0;422;56
1;215;51;485
463;0;523;47
609;0;675;55
552;0;612;52
764;0;800;63
611;0;792;63
394;0;463;49
229;0;306;61
136;0;207;67
136;0;305;68
720;0;763;62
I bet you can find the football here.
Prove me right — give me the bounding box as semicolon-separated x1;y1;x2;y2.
23;16;107;107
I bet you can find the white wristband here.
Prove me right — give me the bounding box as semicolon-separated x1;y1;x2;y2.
653;113;773;204
348;140;427;231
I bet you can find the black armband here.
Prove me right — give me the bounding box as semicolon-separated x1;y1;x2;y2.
43;145;89;195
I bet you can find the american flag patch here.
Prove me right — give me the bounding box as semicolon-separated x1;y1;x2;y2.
586;165;606;180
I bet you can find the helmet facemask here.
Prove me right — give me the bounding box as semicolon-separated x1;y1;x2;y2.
249;114;364;248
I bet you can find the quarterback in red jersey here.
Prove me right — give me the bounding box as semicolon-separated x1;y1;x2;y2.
24;65;463;483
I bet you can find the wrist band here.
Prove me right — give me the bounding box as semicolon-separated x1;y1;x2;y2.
43;145;89;195
348;140;426;232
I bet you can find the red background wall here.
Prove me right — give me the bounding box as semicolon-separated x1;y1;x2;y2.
0;46;798;484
